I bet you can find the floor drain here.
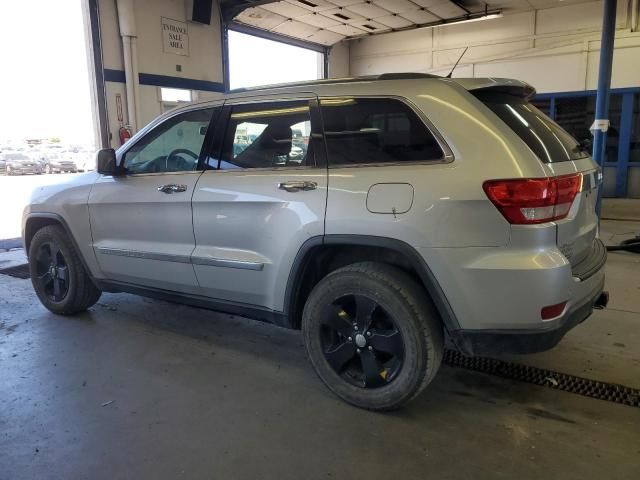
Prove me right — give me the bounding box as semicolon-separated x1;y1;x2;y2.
443;349;640;408
0;264;31;279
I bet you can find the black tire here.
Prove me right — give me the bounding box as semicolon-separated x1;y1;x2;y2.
28;225;102;315
302;262;443;411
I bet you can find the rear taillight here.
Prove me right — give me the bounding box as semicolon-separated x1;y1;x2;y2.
483;173;582;225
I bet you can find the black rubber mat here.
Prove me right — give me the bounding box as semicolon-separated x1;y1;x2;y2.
0;263;30;279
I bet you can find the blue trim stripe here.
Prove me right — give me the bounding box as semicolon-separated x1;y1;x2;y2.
104;69;224;93
104;69;125;83
535;86;640;100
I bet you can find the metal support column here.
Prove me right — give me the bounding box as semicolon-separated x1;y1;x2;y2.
593;0;617;214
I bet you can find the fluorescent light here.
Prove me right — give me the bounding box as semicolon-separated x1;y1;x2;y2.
441;13;503;27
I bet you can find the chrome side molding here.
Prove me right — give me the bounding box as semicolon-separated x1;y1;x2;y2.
97;247;264;271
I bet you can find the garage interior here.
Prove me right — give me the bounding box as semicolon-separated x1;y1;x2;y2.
1;0;640;478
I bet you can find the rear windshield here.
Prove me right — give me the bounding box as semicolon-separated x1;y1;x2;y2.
474;92;589;163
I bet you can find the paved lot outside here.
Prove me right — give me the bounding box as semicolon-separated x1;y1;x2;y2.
0;173;83;242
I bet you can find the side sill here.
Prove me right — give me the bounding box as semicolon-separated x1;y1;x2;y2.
94;279;289;327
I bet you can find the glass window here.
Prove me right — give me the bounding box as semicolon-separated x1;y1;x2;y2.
160;87;191;103
475;92;589;163
320;98;444;166
552;94;623;162
554;96;591;150
630;95;640;163
123;108;214;174
219;101;314;169
531;98;551;116
603;95;622;163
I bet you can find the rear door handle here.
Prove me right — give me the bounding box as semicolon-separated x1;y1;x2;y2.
278;181;317;192
158;184;187;194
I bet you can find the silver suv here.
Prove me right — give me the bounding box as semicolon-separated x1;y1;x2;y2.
22;74;608;410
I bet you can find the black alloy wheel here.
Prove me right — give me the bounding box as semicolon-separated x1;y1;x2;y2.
320;294;404;389
34;241;70;302
29;225;102;315
302;262;444;410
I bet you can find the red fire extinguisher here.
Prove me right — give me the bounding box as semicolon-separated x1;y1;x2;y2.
119;125;132;145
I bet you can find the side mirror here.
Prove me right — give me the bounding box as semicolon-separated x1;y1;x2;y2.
97;148;118;175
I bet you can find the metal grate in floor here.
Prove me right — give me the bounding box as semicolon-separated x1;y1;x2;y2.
443;349;640;408
0;263;31;279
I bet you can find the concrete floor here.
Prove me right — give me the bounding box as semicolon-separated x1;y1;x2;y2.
1;221;639;480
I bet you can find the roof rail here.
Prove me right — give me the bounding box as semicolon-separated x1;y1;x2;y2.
228;72;441;94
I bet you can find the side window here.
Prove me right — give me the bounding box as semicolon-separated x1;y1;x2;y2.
219;100;314;169
123;108;215;174
320;98;444;166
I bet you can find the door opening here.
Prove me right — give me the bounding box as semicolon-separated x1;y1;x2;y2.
227;30;324;90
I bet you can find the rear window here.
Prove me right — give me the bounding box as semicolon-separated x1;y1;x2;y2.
474;92;589;163
320;98;444;166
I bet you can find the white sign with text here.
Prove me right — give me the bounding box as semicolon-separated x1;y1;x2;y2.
161;17;189;56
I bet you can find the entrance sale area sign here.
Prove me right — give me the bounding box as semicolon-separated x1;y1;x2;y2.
161;17;189;56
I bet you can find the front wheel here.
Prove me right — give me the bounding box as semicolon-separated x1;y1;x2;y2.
28;225;102;315
302;262;443;411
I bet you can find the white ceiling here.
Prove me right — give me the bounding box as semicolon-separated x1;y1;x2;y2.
232;0;597;47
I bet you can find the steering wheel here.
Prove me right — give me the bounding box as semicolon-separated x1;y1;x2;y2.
167;148;198;171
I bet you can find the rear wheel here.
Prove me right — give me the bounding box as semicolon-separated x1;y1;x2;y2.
28;225;102;315
302;262;443;411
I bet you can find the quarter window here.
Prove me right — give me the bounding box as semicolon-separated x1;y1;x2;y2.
320;98;444;166
123;108;215;174
474;92;588;163
220;101;315;169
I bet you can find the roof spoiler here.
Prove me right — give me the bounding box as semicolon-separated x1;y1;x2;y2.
453;78;536;101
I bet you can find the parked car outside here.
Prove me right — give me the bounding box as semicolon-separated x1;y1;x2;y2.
41;153;78;174
22;74;608;410
75;152;96;172
27;150;48;170
2;152;43;175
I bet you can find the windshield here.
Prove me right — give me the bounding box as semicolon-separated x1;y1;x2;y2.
474;92;589;163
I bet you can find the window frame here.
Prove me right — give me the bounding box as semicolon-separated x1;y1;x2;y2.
202;95;326;172
116;103;222;177
318;95;454;169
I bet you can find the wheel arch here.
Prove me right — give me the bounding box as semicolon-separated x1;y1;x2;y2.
23;213;95;279
283;235;460;333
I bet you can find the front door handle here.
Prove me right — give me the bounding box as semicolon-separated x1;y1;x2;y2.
158;184;188;194
278;181;318;192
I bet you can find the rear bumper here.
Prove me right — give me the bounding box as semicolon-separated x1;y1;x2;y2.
450;273;607;356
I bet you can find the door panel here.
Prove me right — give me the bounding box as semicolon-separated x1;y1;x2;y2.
191;97;327;311
88;106;219;293
89;172;202;293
